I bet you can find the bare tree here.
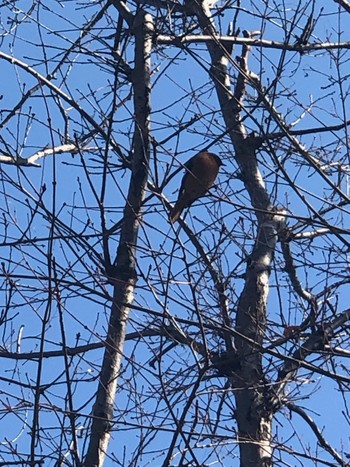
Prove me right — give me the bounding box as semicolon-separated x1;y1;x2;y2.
0;1;350;466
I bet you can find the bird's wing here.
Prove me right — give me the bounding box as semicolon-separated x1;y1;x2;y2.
177;156;195;196
178;172;188;198
184;155;195;171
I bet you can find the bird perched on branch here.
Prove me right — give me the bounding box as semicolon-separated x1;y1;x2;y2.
169;151;223;223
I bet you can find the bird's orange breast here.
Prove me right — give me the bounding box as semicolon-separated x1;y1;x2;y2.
169;150;222;223
184;152;221;200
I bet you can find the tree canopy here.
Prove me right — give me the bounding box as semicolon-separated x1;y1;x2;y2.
0;1;350;466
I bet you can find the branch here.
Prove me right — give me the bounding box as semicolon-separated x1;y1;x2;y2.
249;71;350;206
274;308;350;403
157;34;350;52
280;234;317;328
84;10;153;466
190;2;283;465
0;153;40;167
109;0;134;25
0;144;86;167
0;51;127;164
334;0;350;14
286;402;347;466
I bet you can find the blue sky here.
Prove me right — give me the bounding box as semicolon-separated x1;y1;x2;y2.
0;1;349;465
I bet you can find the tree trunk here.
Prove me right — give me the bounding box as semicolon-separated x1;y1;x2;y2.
84;10;153;466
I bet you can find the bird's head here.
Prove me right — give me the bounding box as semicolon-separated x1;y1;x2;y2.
210;153;224;167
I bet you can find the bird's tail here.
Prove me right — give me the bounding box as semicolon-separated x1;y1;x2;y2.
169;200;185;223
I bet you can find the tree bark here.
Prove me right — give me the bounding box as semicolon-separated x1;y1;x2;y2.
192;2;283;465
84;10;153;467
